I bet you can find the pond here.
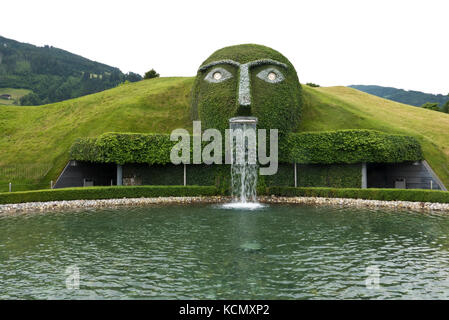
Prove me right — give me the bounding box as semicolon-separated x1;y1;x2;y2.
1;204;449;299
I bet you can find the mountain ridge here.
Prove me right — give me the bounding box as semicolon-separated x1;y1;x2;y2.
349;84;449;108
0;35;141;105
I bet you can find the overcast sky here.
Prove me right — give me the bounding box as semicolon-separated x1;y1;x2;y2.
1;0;448;94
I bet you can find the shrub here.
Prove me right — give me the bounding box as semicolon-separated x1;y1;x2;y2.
144;69;160;79
70;133;177;165
71;130;423;166
0;185;218;205
281;129;423;164
266;186;449;203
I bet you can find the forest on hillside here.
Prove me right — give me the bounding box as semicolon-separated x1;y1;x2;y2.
0;36;142;105
349;85;449;109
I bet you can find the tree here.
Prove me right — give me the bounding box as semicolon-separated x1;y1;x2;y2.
19;92;42;106
420;102;440;112
443;100;449;113
306;82;320;87
144;69;160;79
125;72;142;82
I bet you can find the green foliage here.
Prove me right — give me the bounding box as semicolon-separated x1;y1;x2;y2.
282;130;423;164
350;85;449;107
191;44;303;138
0;185;218;205
443;100;449;113
306;83;320;87
264;163;362;188
71;129;422;168
266;186;449;203
0;35;141;105
123;164;231;194
19;92;42;106
421;102;440;112
70;133;177;165
144;69;160;79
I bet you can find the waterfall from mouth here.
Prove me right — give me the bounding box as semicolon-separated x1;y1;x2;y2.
229;117;258;204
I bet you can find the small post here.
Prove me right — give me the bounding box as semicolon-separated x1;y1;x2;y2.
183;164;187;186
9;182;11;192
294;162;297;187
50;180;53;189
117;164;123;186
111;179;113;186
431;180;433;190
361;162;367;189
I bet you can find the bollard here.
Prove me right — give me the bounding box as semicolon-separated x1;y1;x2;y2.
9;182;11;192
50;180;53;189
184;164;187;186
431;180;433;190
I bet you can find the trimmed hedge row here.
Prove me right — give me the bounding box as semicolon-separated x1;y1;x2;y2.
266;186;449;203
71;130;423;166
2;185;448;205
70;133;177;165
0;185;218;205
281;129;423;164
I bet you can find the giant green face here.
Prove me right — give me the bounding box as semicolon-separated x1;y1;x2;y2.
191;44;303;137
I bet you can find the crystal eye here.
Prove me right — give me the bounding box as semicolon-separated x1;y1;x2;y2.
257;67;285;83
204;67;232;83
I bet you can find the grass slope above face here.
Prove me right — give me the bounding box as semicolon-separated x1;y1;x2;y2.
300;85;449;185
1;78;449;191
0;77;193;191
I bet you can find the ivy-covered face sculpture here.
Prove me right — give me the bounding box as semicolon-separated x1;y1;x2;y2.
191;44;303;136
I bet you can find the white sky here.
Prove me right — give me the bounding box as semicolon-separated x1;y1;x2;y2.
1;0;448;94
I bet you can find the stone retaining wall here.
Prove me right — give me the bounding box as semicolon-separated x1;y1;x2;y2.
1;196;449;214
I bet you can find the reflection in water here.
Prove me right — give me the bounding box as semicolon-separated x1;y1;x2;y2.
1;205;449;299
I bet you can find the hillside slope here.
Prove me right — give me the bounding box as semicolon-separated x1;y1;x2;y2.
1;78;448;191
0;35;141;105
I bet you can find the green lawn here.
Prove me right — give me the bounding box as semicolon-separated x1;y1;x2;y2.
0;88;32;105
0;78;448;192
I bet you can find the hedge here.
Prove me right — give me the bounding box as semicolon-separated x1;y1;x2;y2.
2;185;449;205
70;132;177;165
0;185;218;205
266;186;449;203
281;129;423;164
71;130;423;166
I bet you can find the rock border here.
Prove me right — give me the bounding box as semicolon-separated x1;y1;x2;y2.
1;196;449;214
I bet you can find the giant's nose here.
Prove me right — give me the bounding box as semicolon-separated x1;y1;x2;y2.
238;65;251;107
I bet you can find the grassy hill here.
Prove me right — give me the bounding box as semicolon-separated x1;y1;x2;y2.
1;78;449;192
0;88;31;105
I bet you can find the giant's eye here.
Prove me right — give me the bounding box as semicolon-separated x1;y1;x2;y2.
257;67;285;83
204;67;233;83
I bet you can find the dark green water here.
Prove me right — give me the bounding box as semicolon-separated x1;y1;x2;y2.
1;204;449;299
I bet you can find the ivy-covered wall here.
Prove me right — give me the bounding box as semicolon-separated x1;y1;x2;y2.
68;129;422;190
282;130;423;164
123;164;230;193
121;163;362;190
70;130;423;165
263;163;362;188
